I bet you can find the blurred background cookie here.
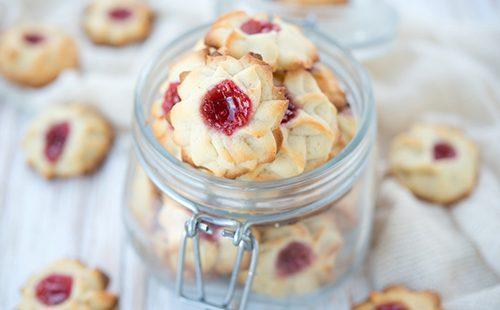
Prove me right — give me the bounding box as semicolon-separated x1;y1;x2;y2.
83;0;155;46
389;124;478;205
0;24;78;87
23;103;114;179
19;259;117;309
353;285;442;310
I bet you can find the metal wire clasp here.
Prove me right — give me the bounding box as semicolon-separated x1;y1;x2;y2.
175;212;259;310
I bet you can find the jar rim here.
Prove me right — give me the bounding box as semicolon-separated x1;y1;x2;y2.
133;22;375;216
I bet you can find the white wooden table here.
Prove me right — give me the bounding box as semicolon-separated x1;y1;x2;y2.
1;1;499;309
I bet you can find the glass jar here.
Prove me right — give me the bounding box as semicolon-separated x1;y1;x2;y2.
216;0;398;60
124;23;376;309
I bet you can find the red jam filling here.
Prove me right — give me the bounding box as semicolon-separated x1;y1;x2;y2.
45;122;70;163
281;93;298;124
23;33;45;45
433;141;456;160
35;274;73;306
240;19;281;35
276;241;314;277
162;82;181;115
376;302;408;310
108;7;133;21
200;79;252;136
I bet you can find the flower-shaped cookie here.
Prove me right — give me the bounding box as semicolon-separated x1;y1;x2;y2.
205;11;318;71
83;0;154;46
155;196;251;276
170;54;287;178
0;24;78;87
19;259;117;309
23;103;114;179
151;49;208;159
389;124;478;204
242;217;342;297
240;68;339;180
311;63;347;110
129;165;161;231
354;285;443;310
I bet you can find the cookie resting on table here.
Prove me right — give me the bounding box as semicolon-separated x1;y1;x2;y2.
169;53;288;178
0;24;78;87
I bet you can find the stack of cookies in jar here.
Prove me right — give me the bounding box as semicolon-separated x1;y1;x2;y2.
130;11;359;298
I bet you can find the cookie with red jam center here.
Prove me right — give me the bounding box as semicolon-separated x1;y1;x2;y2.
83;0;154;46
19;259;117;310
0;24;78;87
205;11;318;71
170;54;287;178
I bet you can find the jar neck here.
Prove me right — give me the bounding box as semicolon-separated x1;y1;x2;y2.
133;25;375;222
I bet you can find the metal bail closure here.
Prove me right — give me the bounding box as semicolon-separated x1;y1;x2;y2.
175;212;259;310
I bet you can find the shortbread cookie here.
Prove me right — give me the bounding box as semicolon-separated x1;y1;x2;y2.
311;63;347;109
19;259;117;309
151;49;208;159
83;0;154;46
156;196;251;276
331;106;356;157
170;54;287;178
0;24;78;87
205;11;318;71
129;165;160;231
389;124;478;204
242;219;342;297
354;285;442;310
239;68;339;180
23;104;113;179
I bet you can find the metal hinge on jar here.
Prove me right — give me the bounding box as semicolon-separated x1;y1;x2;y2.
175;212;259;310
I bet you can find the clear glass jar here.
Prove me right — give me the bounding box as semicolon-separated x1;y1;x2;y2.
124;24;376;309
216;0;398;60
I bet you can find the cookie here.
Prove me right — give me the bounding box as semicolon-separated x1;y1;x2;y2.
205;11;318;71
155;195;251;276
241;218;342;297
169;53;287;178
19;259;117;309
151;49;208;159
280;0;348;5
0;24;78;87
239;68;339;180
311;63;347;110
23;103;114;179
128;165;160;231
353;285;443;310
83;0;154;46
389;124;478;204
331;105;356;157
